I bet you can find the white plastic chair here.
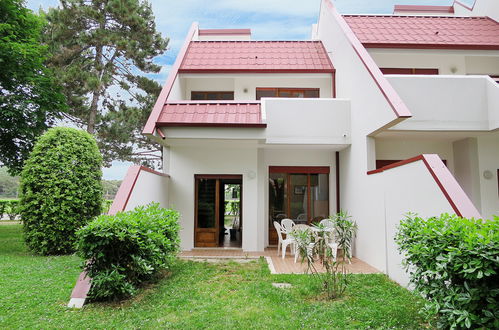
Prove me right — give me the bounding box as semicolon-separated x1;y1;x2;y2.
280;218;295;234
319;219;339;262
273;221;295;258
296;213;307;224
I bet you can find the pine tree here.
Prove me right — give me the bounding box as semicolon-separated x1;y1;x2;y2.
44;0;168;165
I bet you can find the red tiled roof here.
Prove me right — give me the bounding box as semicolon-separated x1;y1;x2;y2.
343;15;499;50
157;101;266;127
393;5;454;13
179;41;335;73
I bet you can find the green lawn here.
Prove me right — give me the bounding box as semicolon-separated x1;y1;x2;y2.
0;224;429;328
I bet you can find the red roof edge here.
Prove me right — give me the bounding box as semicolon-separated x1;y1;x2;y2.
362;43;499;51
323;0;412;119
198;28;251;35
142;22;198;135
108;165;169;216
367;154;482;219
393;5;455;13
178;68;335;74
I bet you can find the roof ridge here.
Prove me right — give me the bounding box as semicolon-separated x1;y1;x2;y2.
190;40;321;43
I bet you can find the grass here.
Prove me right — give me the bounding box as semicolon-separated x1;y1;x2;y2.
0;224;428;329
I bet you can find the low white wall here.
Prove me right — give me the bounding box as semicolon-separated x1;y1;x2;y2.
125;170;170;211
487;77;499;130
263;98;350;145
387;75;495;131
369;160;455;286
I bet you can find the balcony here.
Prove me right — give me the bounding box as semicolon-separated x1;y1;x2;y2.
156;98;351;146
262;98;351;145
386;75;499;131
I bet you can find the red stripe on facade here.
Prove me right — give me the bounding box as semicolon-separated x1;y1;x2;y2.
367;154;482;219
323;0;412;119
393;5;455;13
142;22;198;135
198;29;251;35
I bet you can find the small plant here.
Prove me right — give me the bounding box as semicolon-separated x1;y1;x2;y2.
395;213;499;329
6;200;19;220
330;211;358;259
0;200;7;219
76;203;180;301
293;212;358;300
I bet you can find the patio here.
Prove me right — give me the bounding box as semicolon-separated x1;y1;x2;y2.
180;248;380;275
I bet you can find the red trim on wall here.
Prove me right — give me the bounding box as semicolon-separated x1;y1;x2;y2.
393;5;455;13
157;122;267;128
108;165;169;215
269;166;330;174
198;29;251;36
177;68;336;74
367;154;481;218
323;0;412;119
364;43;499;51
142;22;198;135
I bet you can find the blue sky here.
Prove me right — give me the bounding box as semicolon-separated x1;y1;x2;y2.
26;0;471;179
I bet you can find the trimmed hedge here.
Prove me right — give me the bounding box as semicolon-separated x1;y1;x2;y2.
20;127;103;255
395;213;499;329
76;203;180;301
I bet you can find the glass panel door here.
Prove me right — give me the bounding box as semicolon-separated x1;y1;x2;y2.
310;174;329;222
268;173;287;245
290;174;308;224
195;178;219;247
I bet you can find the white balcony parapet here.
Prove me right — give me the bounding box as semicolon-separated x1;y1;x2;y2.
386;75;499;131
262;97;351;145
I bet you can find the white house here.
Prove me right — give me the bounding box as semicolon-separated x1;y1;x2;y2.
109;0;499;285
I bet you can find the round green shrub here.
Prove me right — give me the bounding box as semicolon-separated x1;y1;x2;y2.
20;127;103;255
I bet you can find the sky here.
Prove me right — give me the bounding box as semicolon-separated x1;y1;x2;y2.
25;0;472;179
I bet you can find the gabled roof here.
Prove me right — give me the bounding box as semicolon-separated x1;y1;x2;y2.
157;101;266;128
343;15;499;50
178;41;335;73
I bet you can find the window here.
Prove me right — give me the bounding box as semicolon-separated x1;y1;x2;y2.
380;68;439;75
256;88;319;100
191;91;234;100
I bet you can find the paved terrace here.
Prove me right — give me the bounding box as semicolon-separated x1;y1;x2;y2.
180;248;380;275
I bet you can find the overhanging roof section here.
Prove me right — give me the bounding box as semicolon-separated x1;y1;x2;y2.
178;41;335;73
156;101;266;128
343;15;499;50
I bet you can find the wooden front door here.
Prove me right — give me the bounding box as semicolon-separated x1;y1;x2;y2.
194;175;242;247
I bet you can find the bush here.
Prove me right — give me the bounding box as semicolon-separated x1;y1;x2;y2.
0;200;9;219
102;200;113;214
395;213;499;329
76;203;180;301
20;127;103;255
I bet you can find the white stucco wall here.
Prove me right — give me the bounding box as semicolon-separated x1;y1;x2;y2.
477;133;499;219
453;138;482;211
125;170;170;211
180;73;333;100
387;75;494;131
368;49;499;76
167;142;260;251
369;160;455;286
263;98;350;145
376;138;455;172
317;0;405;272
454;0;499;21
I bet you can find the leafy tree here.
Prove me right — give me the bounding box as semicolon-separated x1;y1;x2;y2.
0;0;66;174
102;179;122;199
20;127;103;255
44;0;168;166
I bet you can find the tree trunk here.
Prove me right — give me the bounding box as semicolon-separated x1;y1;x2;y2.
87;44;104;134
